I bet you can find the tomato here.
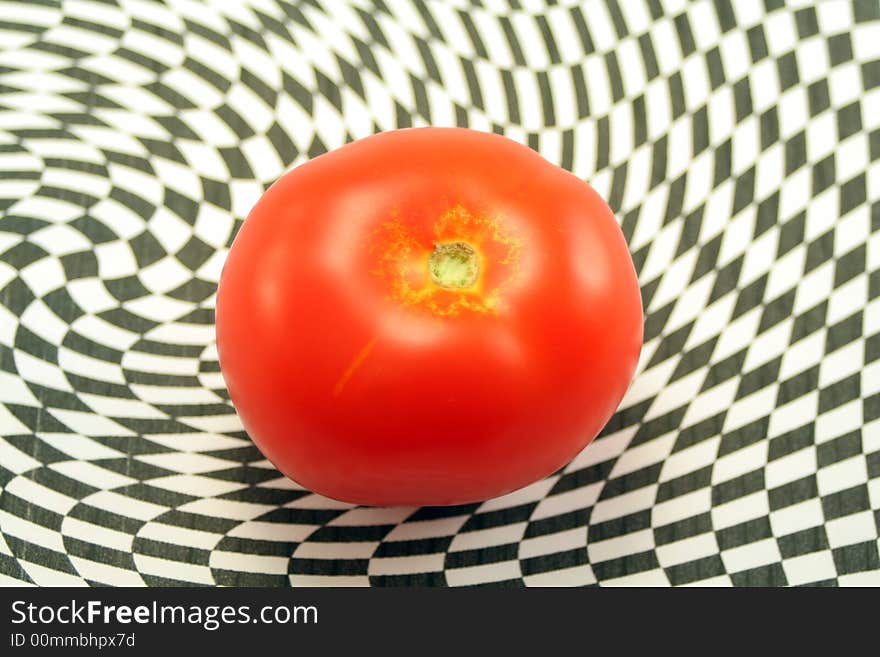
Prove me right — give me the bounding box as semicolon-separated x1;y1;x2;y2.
216;128;642;506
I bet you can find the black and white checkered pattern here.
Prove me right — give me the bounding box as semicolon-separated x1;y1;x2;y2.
0;0;878;587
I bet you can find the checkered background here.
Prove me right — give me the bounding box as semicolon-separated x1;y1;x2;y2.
0;0;878;587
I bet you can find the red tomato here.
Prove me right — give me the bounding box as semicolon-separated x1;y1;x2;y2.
216;128;642;506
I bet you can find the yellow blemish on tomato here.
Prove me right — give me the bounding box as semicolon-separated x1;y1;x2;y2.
333;337;377;396
370;204;522;317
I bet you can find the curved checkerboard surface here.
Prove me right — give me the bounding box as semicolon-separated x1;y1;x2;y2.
1;0;879;586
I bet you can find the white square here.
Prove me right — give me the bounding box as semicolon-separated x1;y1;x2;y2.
836;136;870;184
718;30;751;83
138;257;192;294
13;349;71;392
90;196;150;240
838;570;880;586
766;245;806;300
29;223;93;256
817;0;853;33
601;568;670;587
194;203;235;249
797;38;831;85
717;206;756;271
721;538;782;573
660;437;721;482
825;510;878;549
18;254;64;298
177;139;234;179
742;318;790;372
655;532;719;568
766;445;817;489
867;478;880;510
226;82;274;136
817;456;868;496
124;294;194;323
523;564;596;587
827;274;868;325
823;334;865;383
57;346;126;385
770;498;825;536
732;116;760;176
779;169;811;222
712;441;769;487
835;207;870;256
815;399;863;443
754;144;785;201
687;2;720;51
652;489;713;528
240;135;286;183
829;63;863;108
775;85;806;135
94;241;138;280
146;207;192;255
151;158;203;202
769;393;819;441
794;265;834;317
806;111;837;162
764;10;798;56
782;550;837;586
722;387;778;437
711;491;770;530
70;314;139;351
20;299;68;345
864;361;880;396
738;220;778;286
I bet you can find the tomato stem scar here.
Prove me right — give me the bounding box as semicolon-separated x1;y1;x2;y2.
428;242;480;288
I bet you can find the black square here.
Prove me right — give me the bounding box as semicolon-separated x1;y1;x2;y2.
832;541;880;575
807;79;831;116
785;131;807;174
0;241;48;269
791;300;827;341
817;431;862;468
104;275;150;302
775;366;819;407
811;154;836;195
825;310;863;353
130;230;167;268
713;469;766;506
821;484;870;521
777;211;805;256
60;250;99;279
777;51;799;91
840;173;867;216
794;7;819;38
717;517;773;551
867;332;880;363
862;60;880;90
666;555;726;586
804;229;834;273
176;236;214;271
747;25;768;63
818;373;860;413
837;102;862;140
757;289;796;332
769;475;818;511
730;562;787;586
834;244;866;287
827;33;853;67
777;526;829;558
200;177;231;210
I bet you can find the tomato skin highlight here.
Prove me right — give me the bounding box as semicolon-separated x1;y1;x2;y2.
216;127;643;506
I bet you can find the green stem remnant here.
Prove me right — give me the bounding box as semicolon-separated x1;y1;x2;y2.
429;242;480;288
